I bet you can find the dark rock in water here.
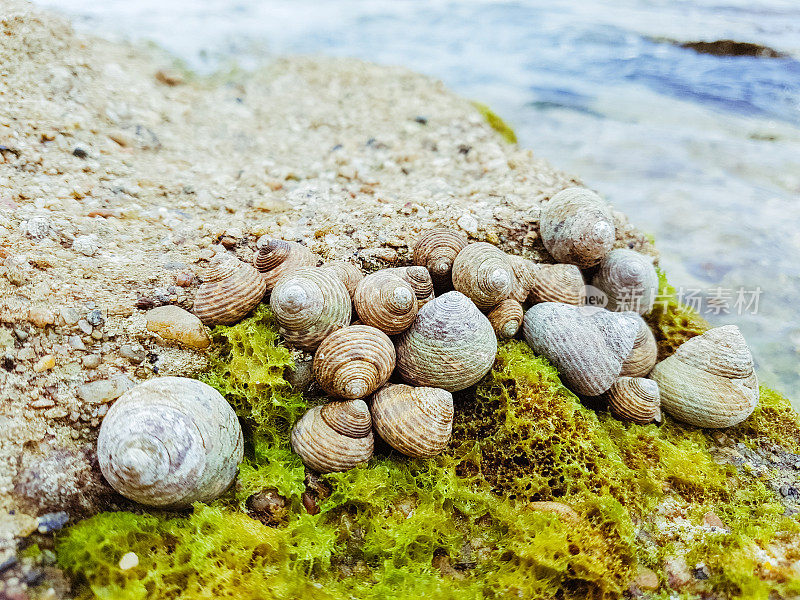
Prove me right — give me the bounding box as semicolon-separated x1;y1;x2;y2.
678;39;786;58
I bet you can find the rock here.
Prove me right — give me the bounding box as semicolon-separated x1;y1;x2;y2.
61;307;82;326
33;355;55;372
77;319;93;335
82;354;101;369
77;376;133;404
23;215;51;239
246;488;289;526
692;563;710;580
155;69;184;86
457;213;478;236
119;344;146;364
664;555;693;590
72;147;88;159
119;552;139;570
68;335;86;351
146;305;211;349
85;308;104;327
632;566;659;590
703;510;724;528
36;511;69;533
528;501;580;523
27;306;55;328
13;327;28;341
73;234;100;257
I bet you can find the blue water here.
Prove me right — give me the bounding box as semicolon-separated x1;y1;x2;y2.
34;0;800;405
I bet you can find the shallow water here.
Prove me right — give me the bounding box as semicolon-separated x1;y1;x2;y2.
33;0;800;407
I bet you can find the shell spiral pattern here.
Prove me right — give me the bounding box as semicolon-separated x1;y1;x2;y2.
602;377;661;425
487;298;524;339
529;263;586;306
592;249;658;315
412;228;468;288
354;270;419;335
620;315;658;377
254;239;317;291
324;261;364;301
194;252;267;326
451;242;514;310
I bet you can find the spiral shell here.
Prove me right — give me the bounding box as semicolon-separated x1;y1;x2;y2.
451;242;514;310
254;239;317;291
324;261;364;301
540;187;616;268
313;325;396;399
487;299;524;339
389;266;435;307
97;377;243;507
396;291;497;392
620;316;658;377
291;400;374;473
522;303;639;396
650;325;758;428
354;270;418;335
371;384;454;458
412;228;468;289
194;252;267;326
602;377;661;425
592;249;658;315
270;267;351;351
529;263;586;305
508;255;538;303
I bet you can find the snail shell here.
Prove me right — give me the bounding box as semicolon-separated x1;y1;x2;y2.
270;267;351;351
592;249;658;315
508;255;538;303
620;316;658;377
324;261;364;301
389;266;435;307
354;270;418;335
451;242;514;310
529;263;586;306
291;399;374;473
412;228;468;288
487;299;524;339
522;302;639;396
313;325;396;399
540;187;616;268
371;384;453;458
194;252;267;326
650;325;758;428
396;291;497;392
602;377;661;425
97;377;243;507
254;239;317;291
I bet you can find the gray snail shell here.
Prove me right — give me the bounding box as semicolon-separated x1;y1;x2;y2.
97;377;243;507
371;384;454;458
389;266;435;307
451;242;514;310
291;399;374;473
270;267;352;351
540;187;616;268
254;239;317;291
529;263;586;306
620;316;658;378
650;325;758;428
194;252;267;326
508;255;538;303
412;228;468;289
592;249;658;315
354;270;418;335
313;325;396;399
324;261;364;301
395;291;497;392
601;377;661;425
487;299;524;339
522;302;639;396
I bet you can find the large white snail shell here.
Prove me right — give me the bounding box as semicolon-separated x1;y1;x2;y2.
592;249;658;315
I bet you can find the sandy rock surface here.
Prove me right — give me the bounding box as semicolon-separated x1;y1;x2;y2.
0;0;655;555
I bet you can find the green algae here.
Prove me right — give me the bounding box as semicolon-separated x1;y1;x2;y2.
471;102;518;144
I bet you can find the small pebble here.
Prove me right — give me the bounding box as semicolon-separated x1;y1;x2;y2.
119;552;139;570
77;375;133;404
36;511;69;533
68;335;86;351
33;355;56;372
457;213;478;236
27;306;55;329
119;344;146;364
0;553;18;574
86;309;104;327
82;354;102;369
73;234;100;257
632;566;659;590
72;147;88;159
175;271;195;287
30;398;56;409
78;319;93;335
90;329;103;340
702;511;724;528
146;305;211;349
13;327;28;341
61;307;82;326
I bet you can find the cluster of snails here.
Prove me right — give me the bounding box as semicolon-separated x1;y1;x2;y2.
98;186;759;506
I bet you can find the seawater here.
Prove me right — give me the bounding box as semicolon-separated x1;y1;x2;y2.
33;0;800;407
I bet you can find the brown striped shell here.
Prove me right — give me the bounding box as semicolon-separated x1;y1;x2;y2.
620;316;658;377
370;384;453;458
592;249;658;315
291;400;374;473
389;266;435;307
529;263;586;306
97;377;243;507
451;242;514;310
354;270;418;335
324;261;364;301
540;187;616;268
650;326;758;428
487;299;524;339
602;377;661;425
270;267;351;351
313;325;396;399
194;252;267;326
412;228;468;288
254;239;317;290
522;303;640;396
508;255;538;303
396;291;497;392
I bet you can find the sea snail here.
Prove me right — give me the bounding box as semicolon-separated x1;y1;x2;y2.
389;266;435;307
354;270;418;335
396;291;497;392
620;315;658;378
324;261;364;301
291;399;374;473
371;384;454;458
592;249;658;315
487;298;524;339
539;187;616;268
194;252;267;326
650;325;758;428
601;377;661;425
97;377;244;507
529;263;586;306
412;228;468;289
451;242;515;311
254;238;317;291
